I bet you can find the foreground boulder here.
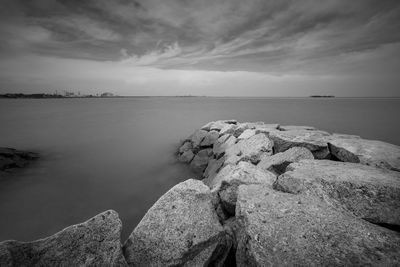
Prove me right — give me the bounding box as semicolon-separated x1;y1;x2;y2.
235;184;400;266
328;138;400;171
0;210;127;266
123;179;230;266
0;147;39;172
275;160;400;226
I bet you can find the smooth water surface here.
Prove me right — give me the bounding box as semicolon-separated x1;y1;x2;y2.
0;97;399;241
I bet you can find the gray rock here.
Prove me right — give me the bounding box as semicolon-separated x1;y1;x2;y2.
269;129;331;159
0;210;127;266
200;121;214;131
257;147;314;174
235;184;400;266
328;138;400;171
0;147;39;171
190;129;209;147
237;129;257;140
200;130;219;147
123;179;230;267
278;125;316;131
213;135;237;157
236;133;273;164
210;121;230;132
190;149;212;172
179;141;193;154
275;160;400;226
219;124;237;135
179;150;195;163
203;157;225;180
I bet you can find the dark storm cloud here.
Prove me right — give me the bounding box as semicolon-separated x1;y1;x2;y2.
0;0;400;73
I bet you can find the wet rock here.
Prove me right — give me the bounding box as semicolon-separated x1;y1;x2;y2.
235;184;400;266
179;150;195;163
203;157;225;180
213;135;237;157
123;179;230;267
200;130;219;147
269;129;331;159
237;129;257;140
0;210;127;266
257;147;314;175
278;125;316;131
179;141;193;154
0;147;39;171
328;138;400;171
190;129;209;148
190;149;212;172
276;160;400;226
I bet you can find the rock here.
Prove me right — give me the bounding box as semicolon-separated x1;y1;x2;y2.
190;129;208;147
123;179;230;267
269;129;331;159
254;124;280;134
257;147;314;174
201;121;214;131
179;141;193;154
203;157;225;179
275;160;400;226
0;210;127;266
190;149;212;172
210;121;230;132
219;124;237;135
328;138;400;171
236;133;273;164
200;130;219;147
213;135;237;157
235;184;400;266
237;129;257;140
178;150;195;163
278;125;316;131
0;147;39;171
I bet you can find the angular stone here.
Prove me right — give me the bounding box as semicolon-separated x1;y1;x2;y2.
236;133;273;164
0;210;127;266
123;179;230;267
200;130;219;147
178;141;193;154
278;125;317;131
269;130;331;159
236;184;400;266
213;135;237;157
190;149;212;172
178;150;195;163
200;121;214;131
219;124;237;135
257;147;314;174
237;129;257;140
203;157;225;179
210;121;229;132
328;138;400;171
190;129;209;148
275;160;400;226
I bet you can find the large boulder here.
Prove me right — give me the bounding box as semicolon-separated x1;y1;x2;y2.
237;129;257;140
257;147;314;174
190;149;212;172
235;184;400;266
235;133;273;164
275;160;400;226
213;135;237;157
328;138;400;171
0;147;39;171
269;130;331;159
123;179;230;266
190;129;209;147
219;124;237;135
0;210;127;266
200;131;219;147
178;150;195;163
278;125;316;131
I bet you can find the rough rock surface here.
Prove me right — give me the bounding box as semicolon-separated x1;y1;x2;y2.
0;210;127;266
278;125;316;131
0;147;39;172
328;138;400;171
269;129;331;159
190;149;212;172
189;129;208;148
236;184;400;266
235;133;273;164
275;160;400;226
201;130;219;147
237;129;257;140
123;179;230;266
257;147;314;174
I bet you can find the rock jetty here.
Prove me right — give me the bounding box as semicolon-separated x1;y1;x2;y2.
1;120;400;266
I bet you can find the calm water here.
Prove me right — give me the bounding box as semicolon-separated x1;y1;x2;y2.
0;97;399;241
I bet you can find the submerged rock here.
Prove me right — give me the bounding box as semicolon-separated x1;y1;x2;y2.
178;150;195;163
276;160;400;226
328;138;400;171
257;147;314;174
0;210;127;266
123;179;230;266
0;147;39;172
278;125;316;131
235;184;400;266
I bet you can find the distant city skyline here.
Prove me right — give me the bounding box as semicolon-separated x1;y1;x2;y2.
0;0;400;97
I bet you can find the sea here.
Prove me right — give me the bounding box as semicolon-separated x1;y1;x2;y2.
0;97;399;241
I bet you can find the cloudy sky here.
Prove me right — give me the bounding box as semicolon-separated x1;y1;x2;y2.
0;0;399;96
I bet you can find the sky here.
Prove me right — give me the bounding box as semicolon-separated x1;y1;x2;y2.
0;0;399;97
